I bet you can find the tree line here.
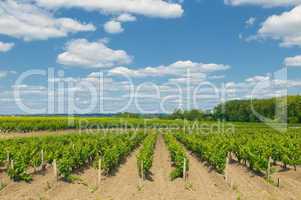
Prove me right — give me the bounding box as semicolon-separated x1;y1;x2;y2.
115;96;300;123
213;95;301;123
166;95;301;123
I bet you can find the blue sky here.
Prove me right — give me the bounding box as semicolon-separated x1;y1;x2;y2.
0;0;301;114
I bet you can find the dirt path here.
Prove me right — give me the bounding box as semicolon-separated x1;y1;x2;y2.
271;166;301;199
227;162;297;200
46;135;238;200
185;152;237;199
49;134;227;200
132;135;237;200
0;149;142;200
0;168;59;200
134;135;188;200
95;148;142;200
43;167;99;200
41;147;142;200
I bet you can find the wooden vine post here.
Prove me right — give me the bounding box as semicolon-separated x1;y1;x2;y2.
41;150;44;166
6;152;9;169
40;150;44;171
10;160;14;170
53;159;58;181
98;158;102;186
183;158;187;181
139;161;144;187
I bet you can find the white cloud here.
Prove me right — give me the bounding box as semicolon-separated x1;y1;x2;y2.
223;72;301;100
116;13;137;22
3;68;301;114
0;41;14;52
104;20;124;34
225;0;301;7
0;0;96;41
56;18;95;33
109;60;230;77
258;5;301;47
109;67;143;77
167;76;206;85
245;75;271;83
284;55;301;66
286;79;301;87
245;17;256;27
35;0;183;18
57;39;133;68
104;14;137;34
0;70;16;79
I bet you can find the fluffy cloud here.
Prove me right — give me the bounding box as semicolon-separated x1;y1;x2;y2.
116;14;137;22
104;13;137;34
245;17;256;27
35;0;183;18
258;5;301;47
225;0;301;7
0;41;14;52
109;60;230;77
104;20;124;34
104;14;137;34
246;75;271;83
284;55;301;66
224;72;301;100
109;67;143;77
0;0;96;41
57;39;132;68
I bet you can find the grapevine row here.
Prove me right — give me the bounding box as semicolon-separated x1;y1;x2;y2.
175;132;228;173
175;128;301;176
163;134;189;180
0;132;146;181
137;133;158;178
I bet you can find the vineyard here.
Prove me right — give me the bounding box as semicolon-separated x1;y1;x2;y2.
0;116;185;133
0;116;275;134
176;128;301;176
0;117;300;199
